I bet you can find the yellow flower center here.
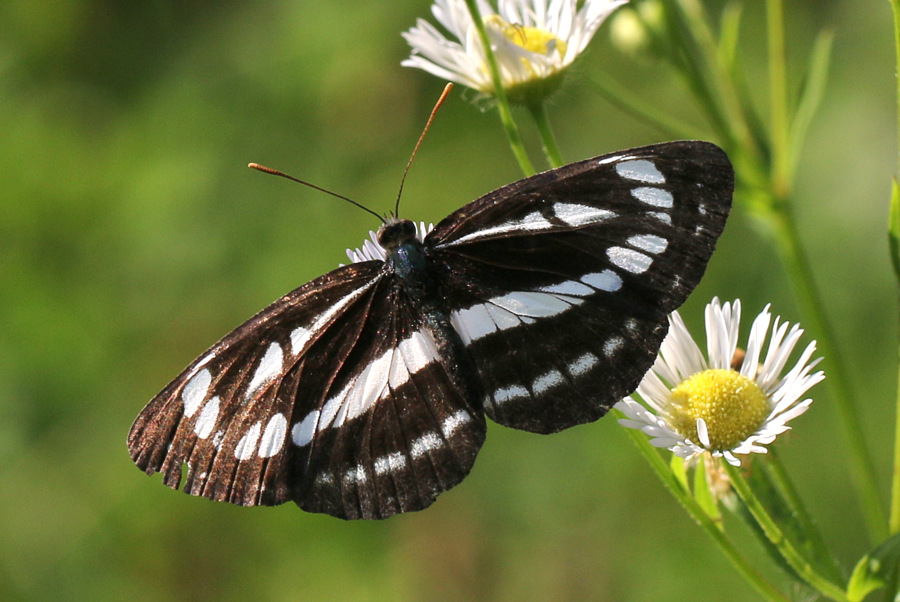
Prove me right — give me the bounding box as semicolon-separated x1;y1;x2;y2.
667;369;770;451
485;15;567;58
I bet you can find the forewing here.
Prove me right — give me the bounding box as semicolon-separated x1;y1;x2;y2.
425;141;734;433
128;262;486;519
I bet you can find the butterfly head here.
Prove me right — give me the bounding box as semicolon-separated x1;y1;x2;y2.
376;218;418;252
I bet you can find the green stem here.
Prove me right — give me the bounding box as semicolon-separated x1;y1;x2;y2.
765;207;886;542
892;345;900;535
666;0;756;154
725;463;849;601
766;0;790;197
527;101;563;168
462;0;535;176
763;450;844;583
589;73;701;141
889;0;900;539
616;412;790;601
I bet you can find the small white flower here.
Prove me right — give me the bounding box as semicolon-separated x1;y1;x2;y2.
615;298;824;466
345;221;434;264
402;0;627;101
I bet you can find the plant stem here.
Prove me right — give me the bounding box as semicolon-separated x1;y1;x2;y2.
527;100;563;168
766;0;790;198
764;450;844;583
889;0;900;539
616;412;790;601
765;206;886;542
725;463;849;601
462;0;535;176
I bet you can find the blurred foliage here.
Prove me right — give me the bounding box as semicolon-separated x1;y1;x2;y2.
0;0;896;599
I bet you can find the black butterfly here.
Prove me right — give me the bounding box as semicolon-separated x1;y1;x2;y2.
128;140;734;519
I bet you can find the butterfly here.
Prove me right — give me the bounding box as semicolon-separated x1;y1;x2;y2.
128;140;734;520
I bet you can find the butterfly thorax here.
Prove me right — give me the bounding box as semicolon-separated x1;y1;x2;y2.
378;218;429;284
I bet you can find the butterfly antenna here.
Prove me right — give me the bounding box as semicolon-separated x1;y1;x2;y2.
393;82;453;217
248;163;385;223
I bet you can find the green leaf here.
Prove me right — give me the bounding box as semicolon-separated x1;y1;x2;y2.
731;462;801;582
847;532;900;601
787;29;834;178
716;1;743;71
692;458;722;525
670;453;690;493
889;178;900;282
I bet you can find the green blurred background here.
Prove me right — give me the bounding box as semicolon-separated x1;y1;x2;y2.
1;1;895;599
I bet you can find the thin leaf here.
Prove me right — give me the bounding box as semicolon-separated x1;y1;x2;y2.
716;1;743;71
670;453;690;493
692;458;722;525
589;73;702;140
787;30;834;178
889;178;900;283
846;532;900;601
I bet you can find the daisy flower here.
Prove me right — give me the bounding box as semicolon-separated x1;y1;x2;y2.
402;0;628;102
615;298;824;466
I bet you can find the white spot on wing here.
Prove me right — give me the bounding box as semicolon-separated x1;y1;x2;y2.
597;154;629;165
410;432;443;459
182;368;211;418
337;329;439;427
194;395;220;439
289;281;376;354
628;234;668;254
246;343;284;399
374;452;407;476
608;247;653;274
539;280;594;297
489;291;578;318
552;203;615;227
235;421;262;461
258;413;288;458
292;410;319;447
315;471;334;486
318;395;342;430
445;202;614;246
533;369;565;395
604;336;625;356
493;384;530;406
441;410;471;438
617;159;665;184
451;304;497;344
484;302;523;330
631;186;673;208
303;329;441;440
397;330;438;374
649;211;672;224
568;353;598;377
344;465;367;484
290;326;309;355
452;287;588;345
447;212;554;244
582;270;622;292
335;352;390;428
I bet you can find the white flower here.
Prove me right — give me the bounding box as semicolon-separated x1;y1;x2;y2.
345;221;434;264
402;0;627;101
615;298;824;466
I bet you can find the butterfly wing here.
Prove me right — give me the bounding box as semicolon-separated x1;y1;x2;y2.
128;262;486;519
425;141;734;433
